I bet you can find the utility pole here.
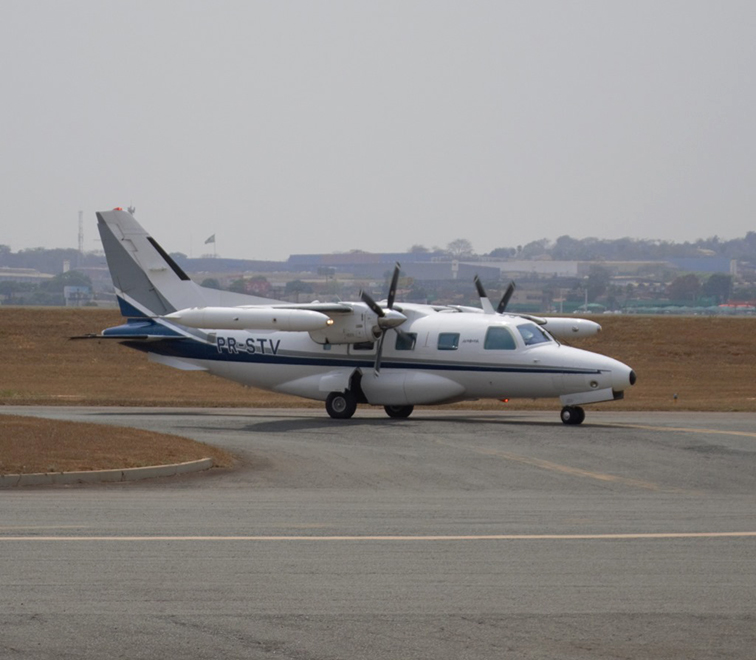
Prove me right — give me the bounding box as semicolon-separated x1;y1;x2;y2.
78;210;84;268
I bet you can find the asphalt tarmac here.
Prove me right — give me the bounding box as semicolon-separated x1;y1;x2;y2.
2;407;755;660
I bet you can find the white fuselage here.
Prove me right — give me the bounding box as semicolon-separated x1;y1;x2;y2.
149;305;634;408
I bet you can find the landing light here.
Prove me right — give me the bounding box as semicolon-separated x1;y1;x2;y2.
326;318;335;326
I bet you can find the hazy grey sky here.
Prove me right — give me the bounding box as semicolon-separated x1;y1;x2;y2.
2;1;754;260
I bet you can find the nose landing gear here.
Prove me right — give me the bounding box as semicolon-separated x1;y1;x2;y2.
560;406;585;425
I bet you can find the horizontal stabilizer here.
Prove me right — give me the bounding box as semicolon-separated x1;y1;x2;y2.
72;318;197;343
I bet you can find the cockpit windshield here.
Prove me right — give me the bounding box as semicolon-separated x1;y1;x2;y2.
517;323;553;346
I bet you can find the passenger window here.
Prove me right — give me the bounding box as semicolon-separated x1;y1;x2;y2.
437;333;460;350
484;326;516;350
517;323;552;346
395;332;417;351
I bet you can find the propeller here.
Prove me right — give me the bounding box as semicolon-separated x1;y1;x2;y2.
497;281;516;313
360;263;405;374
474;276;516;315
386;263;400;309
474;275;495;314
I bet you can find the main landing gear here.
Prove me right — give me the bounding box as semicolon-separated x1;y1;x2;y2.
324;392;415;420
384;405;414;419
560;406;585;425
325;391;357;419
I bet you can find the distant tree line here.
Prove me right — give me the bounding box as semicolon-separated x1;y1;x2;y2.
3;232;755;275
666;272;734;304
408;232;756;262
0;245;104;273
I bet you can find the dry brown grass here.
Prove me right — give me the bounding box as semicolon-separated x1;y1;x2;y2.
0;307;311;407
0;307;754;411
1;307;754;475
0;414;234;475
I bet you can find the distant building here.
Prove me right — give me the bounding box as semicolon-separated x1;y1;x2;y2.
0;267;54;284
666;258;736;275
64;285;93;307
473;260;583;278
287;251;442;270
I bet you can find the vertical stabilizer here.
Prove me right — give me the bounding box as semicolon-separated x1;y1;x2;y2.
97;209;280;317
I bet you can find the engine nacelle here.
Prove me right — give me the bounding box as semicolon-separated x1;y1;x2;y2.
541;317;602;339
309;310;381;345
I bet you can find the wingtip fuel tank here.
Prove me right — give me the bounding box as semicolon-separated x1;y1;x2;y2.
163;307;333;332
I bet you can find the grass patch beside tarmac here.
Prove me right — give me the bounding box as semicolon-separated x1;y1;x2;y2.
0;414;233;475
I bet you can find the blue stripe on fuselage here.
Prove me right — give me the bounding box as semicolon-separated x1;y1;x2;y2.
122;338;602;376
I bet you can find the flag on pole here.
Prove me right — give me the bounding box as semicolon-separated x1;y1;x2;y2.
204;234;216;245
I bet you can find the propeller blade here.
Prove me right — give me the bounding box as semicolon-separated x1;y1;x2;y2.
497;281;516;314
474;275;487;300
374;332;386;375
386;263;401;310
369;263;406;374
474;275;495;314
360;290;385;318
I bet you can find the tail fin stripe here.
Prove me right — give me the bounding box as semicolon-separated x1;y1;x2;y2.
146;237;191;281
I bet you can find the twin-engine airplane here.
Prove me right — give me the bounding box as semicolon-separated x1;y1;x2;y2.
86;209;635;424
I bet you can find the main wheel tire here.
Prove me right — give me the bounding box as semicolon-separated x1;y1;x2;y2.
384;405;414;419
560;406;585;425
573;406;585;424
325;391;357;419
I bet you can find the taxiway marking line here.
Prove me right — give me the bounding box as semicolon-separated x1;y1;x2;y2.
1;532;755;542
603;423;756;439
433;439;672;491
0;526;84;531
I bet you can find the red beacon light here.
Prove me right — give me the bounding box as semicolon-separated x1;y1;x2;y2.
113;207;123;211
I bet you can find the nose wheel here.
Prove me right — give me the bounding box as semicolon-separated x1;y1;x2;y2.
560;406;585;425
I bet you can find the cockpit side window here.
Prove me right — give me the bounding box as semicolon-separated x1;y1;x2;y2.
395;332;417;351
517;323;552;346
437;332;460;350
484;326;516;350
